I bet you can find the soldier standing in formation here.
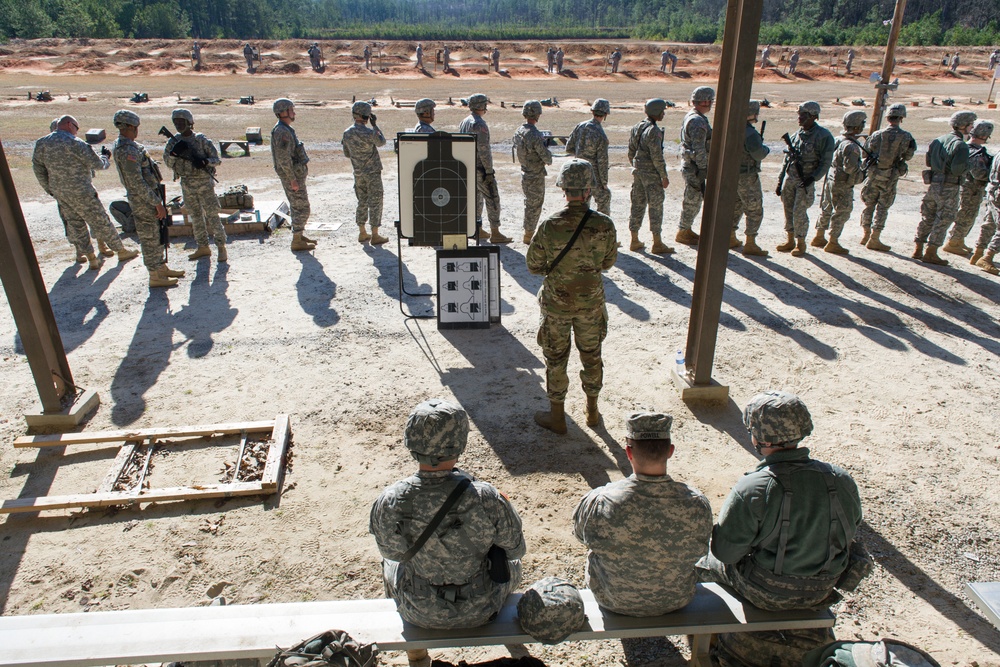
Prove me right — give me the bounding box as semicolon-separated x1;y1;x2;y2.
191;41;202;71
490;47;500;73
343;102;388;246
812;110;868;255
950;52;960;73
914;111;976;265
546;47;555;73
788;50;800;74
443;45;451;73
858;103;915;252
573;412;712;616
411;98;435;133
777;101;835;257
609;48;622;73
566;99;612;216
555;47;564;74
270;98;317;252
527;160;618;433
845;48;855;74
514;101;553;244
990;49;1000;72
307;43;322;71
243;43;254;72
760;44;771;68
163;108;226;262
415;43;423;69
111;110;184;288
970;150;1000;274
676;86;715;246
458;94;511;243
733;100;770;256
660;49;677;74
628;98;672;254
944;120;993;256
32;115;139;269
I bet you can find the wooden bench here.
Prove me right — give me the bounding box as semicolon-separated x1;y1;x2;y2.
0;583;833;667
219;140;250;157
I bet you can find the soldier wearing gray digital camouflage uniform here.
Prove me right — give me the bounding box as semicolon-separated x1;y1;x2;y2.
733;100;770;256
415;43;424;69
609;48;621;73
370;398;525;666
555;48;564;74
566;99;612;215
270;98;316;252
858;103;916;252
442;45;451;73
627;98;672;254
458;94;511;243
112;110;184;288
660;49;677;74
574;412;712;616
914;110;976;265
812;110;867;255
788;50;800;74
943;119;993;256
970;149;1000;275
527;160;617;434
343;101;389;245
490;47;500;73
676;86;715;246
412;98;436;133
546;47;556;73
163;108;226;262
514;101;554;244
845;49;854;74
777;101;835;257
32;115;139;270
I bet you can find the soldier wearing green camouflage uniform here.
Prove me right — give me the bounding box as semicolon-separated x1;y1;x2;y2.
944;120;993;256
343;101;389;245
412;98;435;133
858;104;916;252
32;115;138;270
733;100;770;256
163;108;227;262
813;110;867;255
112;110;185;288
627;98;672;254
566;99;611;215
370;398;525;640
270;98;316;252
527;160;618;434
514;101;554;244
458;94;511;243
777;101;835;257
970;150;1000;275
573;412;712;616
914;110;976;265
676;86;715;246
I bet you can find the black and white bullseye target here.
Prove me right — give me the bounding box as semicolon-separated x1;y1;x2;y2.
397;132;477;246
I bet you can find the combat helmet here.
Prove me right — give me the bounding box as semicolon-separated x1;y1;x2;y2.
949;110;977;130
517;577;586;644
743;390;813;446
171;108;194;123
644;98;667;117
403;398;469;465
272;98;294;117
886;103;907;119
798;101;821;118
691;86;715;103
555;159;595;190
468;94;489;111
352;101;372;118
970;119;993;139
591;99;610;116
49;117;59;132
113;109;140;129
747;100;761;117
842;110;867;130
414;98;436;115
521;100;542;119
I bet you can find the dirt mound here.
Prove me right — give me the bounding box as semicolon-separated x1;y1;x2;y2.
279;62;301;73
0;58;37;69
127;60;177;72
21;48;62;57
0;48;13;56
54;58;108;72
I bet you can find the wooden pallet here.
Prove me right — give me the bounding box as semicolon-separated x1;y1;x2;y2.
3;416;290;514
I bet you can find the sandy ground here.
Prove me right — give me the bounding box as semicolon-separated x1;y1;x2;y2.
0;39;999;667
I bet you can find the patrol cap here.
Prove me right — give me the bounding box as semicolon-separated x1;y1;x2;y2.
555;159;594;190
171;108;194;123
414;98;436;115
970;119;993;139
625;412;672;441
691;86;715;103
468;93;489;110
521;100;542;119
742;390;813;446
843;110;867;129
113;109;140;129
949;110;977;130
352;101;372;118
886;103;907;119
517;577;586;644
798;101;821;118
747;100;761;117
272;98;294;116
404;398;469;465
644;98;667;116
591;99;610;116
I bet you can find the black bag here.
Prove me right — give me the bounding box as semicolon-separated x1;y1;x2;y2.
109;200;135;233
267;629;378;667
486;544;510;584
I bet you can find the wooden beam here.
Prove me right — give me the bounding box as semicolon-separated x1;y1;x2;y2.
261;413;291;488
14;420;277;448
0;482;268;514
94;443;137;494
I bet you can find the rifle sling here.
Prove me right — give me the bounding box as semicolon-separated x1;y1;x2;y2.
547;209;593;275
399;477;472;562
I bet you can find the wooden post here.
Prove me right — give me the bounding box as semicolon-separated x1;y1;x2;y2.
869;0;908;135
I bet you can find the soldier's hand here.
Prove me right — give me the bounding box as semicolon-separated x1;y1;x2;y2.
101;146;111;158
290;179;300;192
661;177;670;189
368;113;377;125
155;203;167;220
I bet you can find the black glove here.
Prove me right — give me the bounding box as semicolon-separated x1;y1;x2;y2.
100;145;111;158
193;157;208;169
800;176;815;189
368;113;377;125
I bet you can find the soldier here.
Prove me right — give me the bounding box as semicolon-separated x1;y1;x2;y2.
191;41;202;71
343;101;388;246
970;150;1000;274
660;49;677;74
443;45;451;73
788;50;800;74
845;48;854;74
676;86;715;246
412;98;436;133
951;52;960;73
990;49;1000;72
546;46;556;74
858;103;916;252
914;110;976;265
111;110;184;288
944;120;993;256
628;98;672;254
243;43;254;72
458;94;511;243
307;42;322;71
609;48;622;73
490;47;500;73
32;115;139;269
573;412;712;616
270;98;316;252
777;101;835;257
514;101;553;244
527;160;617;433
163;108;226;262
733;100;770;256
566;99;612;215
415;43;423;69
363;44;371;71
812;110;867;255
760;44;771;68
555;47;564;74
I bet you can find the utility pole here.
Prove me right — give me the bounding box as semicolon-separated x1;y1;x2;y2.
869;0;907;135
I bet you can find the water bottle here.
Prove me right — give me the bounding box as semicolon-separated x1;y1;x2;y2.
675;349;685;376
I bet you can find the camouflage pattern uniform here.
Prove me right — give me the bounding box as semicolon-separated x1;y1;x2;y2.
788;51;800;74
610;49;621;73
678;107;712;232
733;115;769;235
164;131;226;248
628;115;668;234
973;153;1000;253
413;120;435;133
566;103;611;215
513;105;553;235
845;49;854;73
781;112;835;239
343;118;387;231
243;43;254;70
113;135;166;270
415;44;423;69
517;578;585;643
816;132;865;237
491;48;500;72
271;120;310;233
859;123;916;231
949;142;993;244
32;129;125;257
546;47;555;73
458;104;501;229
443;46;451;72
555;48;564;73
916;130;971;247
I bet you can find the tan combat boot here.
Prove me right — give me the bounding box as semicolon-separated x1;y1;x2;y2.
586;395;600;427
97;240;115;257
921;244;949;266
742;234;769;257
629;231;645;252
675;227;700;245
86;252;100;270
75;251;87;264
534;401;567;434
729;229;742;249
161;264;186;278
357;225;371;243
149;268;178;288
217;243;228;262
776;231;796;252
188;245;212;260
970;246;985;265
371;227;389;245
117;246;139;262
650;233;675;255
976;250;999;275
291;232;316;251
824;235;849;255
489;226;512;244
406;649;431;667
860;226;871;245
522;230;533;245
911;242;924;259
810;229;828;247
866;229;891;252
477;226;490;240
301;232;318;245
791;236;807;257
942;237;971;257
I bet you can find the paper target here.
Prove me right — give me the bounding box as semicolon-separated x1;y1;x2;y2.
398;132;477;245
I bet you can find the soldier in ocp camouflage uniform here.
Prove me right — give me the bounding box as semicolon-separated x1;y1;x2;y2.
574;412;712;616
163;108;226;262
733;100;770;256
458;94;511;243
412;98;436;133
676;86;715;246
566;99;612;215
514;101;553;244
627;98;672;254
270;98;316;252
527;160;617;434
813;110;867;255
777;101;835;257
858;103;916;252
343;101;388;245
943;120;993;256
970;150;1000;274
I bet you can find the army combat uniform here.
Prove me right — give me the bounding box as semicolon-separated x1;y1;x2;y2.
513;115;553;237
815;133;865;242
343;120;387;234
780;119;835;241
271;120;310;234
948;142;993;248
458;108;502;232
733;118;769;239
164;131;226;249
628;116;668;236
566;115;611;215
113;136;167;271
916;131;970;249
859;124;916;236
971;153;1000;271
678;108;712;235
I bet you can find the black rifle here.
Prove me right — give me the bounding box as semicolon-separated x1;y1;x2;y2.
158;126;218;183
759;120;766;141
781;132;808;187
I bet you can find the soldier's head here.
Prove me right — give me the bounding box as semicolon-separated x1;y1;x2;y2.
468;93;489;115
691;86;715;112
747;100;761;123
517;578;586;644
171;108;194;134
886;103;907;124
273;98;295;122
624;412;674;473
404;398;469;467
414;98;435;124
556;159;594;200
591;98;610;121
797;101;821;129
644;98;667;121
49;117;59;133
113;109;140;138
521;100;542;123
56;115;80;136
949;110;977;135
352;101;372;123
743;391;813;452
842;110;867;135
969;119;993;144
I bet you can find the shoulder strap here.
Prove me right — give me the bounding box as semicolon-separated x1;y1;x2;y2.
546;209;593;275
399;477;472;563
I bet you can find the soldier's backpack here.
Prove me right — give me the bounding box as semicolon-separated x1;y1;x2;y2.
802;638;941;667
218;184;254;210
266;629;378;667
109;200;136;233
716;627;836;667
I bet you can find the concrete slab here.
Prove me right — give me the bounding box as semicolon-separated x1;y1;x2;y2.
24;389;100;430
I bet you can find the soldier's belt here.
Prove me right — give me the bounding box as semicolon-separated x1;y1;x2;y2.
930;173;962;185
410;570;491;602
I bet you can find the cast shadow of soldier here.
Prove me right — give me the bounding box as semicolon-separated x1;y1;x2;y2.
369;243;433;317
295;252;340;328
173;261;238;358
